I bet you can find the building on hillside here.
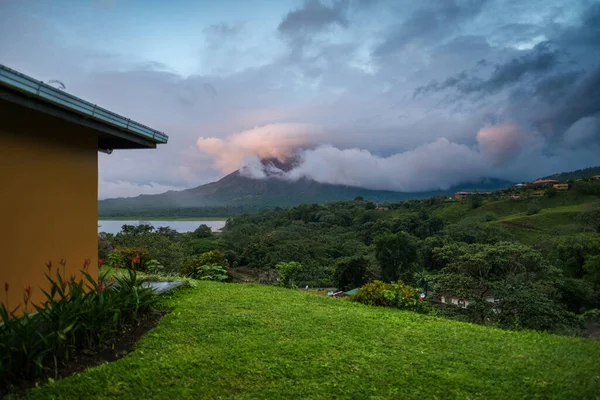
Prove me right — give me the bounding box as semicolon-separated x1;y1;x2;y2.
437;294;496;309
454;191;493;200
553;183;569;191
531;191;545;197
375;206;389;211
592;175;600;180
0;64;168;313
531;179;559;185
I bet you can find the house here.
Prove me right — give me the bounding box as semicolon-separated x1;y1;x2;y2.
454;191;493;200
531;179;558;185
553;183;569;191
592;175;600;180
531;191;545;197
438;295;496;309
0;64;168;312
454;191;470;200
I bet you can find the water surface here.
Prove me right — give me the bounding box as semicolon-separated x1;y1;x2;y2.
98;220;226;234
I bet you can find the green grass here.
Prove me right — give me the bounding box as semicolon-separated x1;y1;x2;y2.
98;217;229;221
19;283;600;399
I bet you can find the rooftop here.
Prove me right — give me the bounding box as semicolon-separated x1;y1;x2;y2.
0;64;168;150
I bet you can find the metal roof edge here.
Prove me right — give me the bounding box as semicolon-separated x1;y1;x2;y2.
0;64;168;145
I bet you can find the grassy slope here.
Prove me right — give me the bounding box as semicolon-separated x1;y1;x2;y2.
23;283;600;400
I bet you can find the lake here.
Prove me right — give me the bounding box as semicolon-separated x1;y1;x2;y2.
98;220;226;234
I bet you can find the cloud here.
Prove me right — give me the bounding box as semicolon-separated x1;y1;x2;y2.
3;0;600;199
197;123;324;174
563;116;600;148
373;0;489;57
278;0;348;37
281;139;486;191
98;180;186;200
414;41;559;97
476;123;523;165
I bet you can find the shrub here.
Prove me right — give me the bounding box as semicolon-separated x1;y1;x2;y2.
183;250;226;275
0;261;157;387
145;259;164;274
189;264;230;281
275;261;304;288
352;280;429;313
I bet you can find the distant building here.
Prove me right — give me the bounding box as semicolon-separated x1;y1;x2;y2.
454;191;493;200
592;175;600;180
553;183;569;191
375;206;389;211
438;294;496;309
532;179;559;185
454;192;470;200
531;191;545;197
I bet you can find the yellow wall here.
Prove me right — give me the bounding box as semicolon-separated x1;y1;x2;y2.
0;101;98;313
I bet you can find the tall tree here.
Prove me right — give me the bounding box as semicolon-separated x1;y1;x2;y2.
375;232;418;283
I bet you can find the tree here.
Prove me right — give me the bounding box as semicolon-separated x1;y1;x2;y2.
469;194;482;209
334;256;372;291
275;261;304;288
375;232;418;283
579;207;600;233
194;224;212;238
434;242;578;332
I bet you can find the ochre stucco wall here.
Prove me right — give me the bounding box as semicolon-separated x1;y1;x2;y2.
0;102;98;313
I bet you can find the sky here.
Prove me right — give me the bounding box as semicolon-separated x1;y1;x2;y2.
1;0;599;199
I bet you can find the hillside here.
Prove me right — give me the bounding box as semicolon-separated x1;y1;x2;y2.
542;165;600;181
99;169;512;215
24;282;600;399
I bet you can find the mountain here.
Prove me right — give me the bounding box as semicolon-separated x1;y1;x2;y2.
99;168;513;214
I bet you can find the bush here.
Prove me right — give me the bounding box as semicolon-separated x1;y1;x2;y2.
183;250;226;275
352;280;429;313
113;247;151;270
188;264;230;281
0;261;157;387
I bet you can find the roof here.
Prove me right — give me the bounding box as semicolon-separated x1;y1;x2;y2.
344;288;359;295
532;179;558;184
0;64;168;150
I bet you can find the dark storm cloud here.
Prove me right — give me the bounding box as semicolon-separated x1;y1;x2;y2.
373;0;488;57
277;0;348;36
414;41;560;97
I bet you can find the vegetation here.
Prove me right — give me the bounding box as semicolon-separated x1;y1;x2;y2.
542;165;600;181
96;181;600;336
20;282;600;399
0;262;156;388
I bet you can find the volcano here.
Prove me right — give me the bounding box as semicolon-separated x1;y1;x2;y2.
98;160;513;213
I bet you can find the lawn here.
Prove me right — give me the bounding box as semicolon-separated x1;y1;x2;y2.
19;283;600;399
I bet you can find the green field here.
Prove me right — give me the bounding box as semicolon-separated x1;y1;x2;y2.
21;282;600;399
